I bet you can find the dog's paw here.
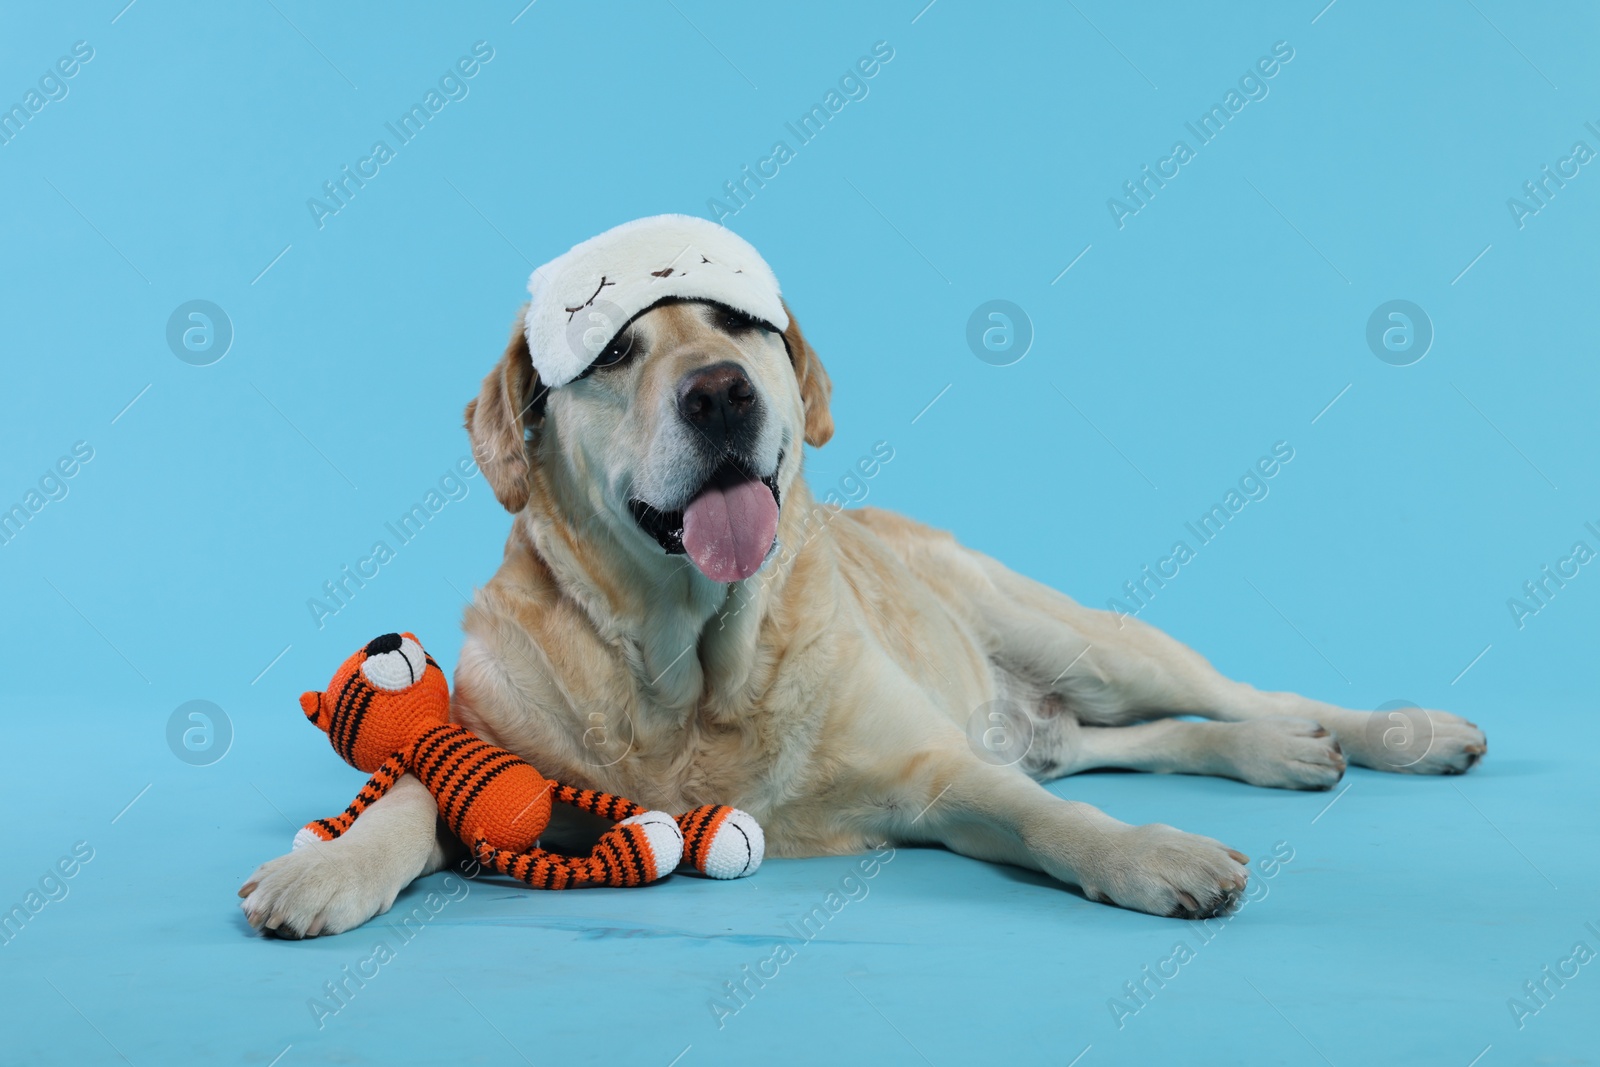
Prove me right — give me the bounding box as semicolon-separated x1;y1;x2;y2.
238;838;400;939
1081;823;1249;919
1221;717;1346;790
1391;710;1486;775
1346;708;1487;775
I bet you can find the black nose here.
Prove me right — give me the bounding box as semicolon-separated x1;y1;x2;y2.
676;362;757;447
364;633;403;657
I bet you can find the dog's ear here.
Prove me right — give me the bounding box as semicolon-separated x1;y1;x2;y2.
780;300;833;448
464;309;545;513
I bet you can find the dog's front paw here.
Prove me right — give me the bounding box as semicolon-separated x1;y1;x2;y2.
1082;823;1249;919
238;838;400;939
1348;708;1487;775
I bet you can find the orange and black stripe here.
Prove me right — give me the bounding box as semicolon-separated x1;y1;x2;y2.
551;784;644;822
474;820;663;890
326;671;379;765
676;804;736;871
410;723;523;837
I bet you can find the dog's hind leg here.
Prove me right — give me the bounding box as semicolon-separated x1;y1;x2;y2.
1021;602;1485;776
906;530;1487;777
1050;718;1346;790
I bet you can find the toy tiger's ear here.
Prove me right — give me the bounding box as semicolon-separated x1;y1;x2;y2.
301;691;332;732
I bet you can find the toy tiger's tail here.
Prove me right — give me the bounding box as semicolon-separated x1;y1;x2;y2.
292;754;406;849
474;810;683;889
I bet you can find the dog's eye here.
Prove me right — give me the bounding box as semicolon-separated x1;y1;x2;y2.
592;329;636;370
717;307;761;334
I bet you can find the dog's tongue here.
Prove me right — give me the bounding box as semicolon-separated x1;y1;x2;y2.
682;476;778;583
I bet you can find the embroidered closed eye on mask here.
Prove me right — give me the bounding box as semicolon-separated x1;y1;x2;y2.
523;214;788;388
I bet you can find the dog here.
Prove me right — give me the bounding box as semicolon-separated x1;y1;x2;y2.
240;218;1486;936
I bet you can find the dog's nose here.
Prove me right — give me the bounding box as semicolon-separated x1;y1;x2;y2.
676;362;757;444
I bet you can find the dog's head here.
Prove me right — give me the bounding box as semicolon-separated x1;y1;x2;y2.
465;297;831;584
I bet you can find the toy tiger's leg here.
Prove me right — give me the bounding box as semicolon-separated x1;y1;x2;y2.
473;841;603;889
293;754;406;850
675;805;765;879
474;810;683;889
550;784;646;822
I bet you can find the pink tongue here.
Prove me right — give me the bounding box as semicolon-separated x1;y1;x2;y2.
681;477;778;583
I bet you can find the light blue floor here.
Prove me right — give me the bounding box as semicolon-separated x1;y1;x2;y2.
5;690;1597;1065
3;0;1597;1063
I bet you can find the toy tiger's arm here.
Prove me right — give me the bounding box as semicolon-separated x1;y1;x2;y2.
292;753;407;849
550;784;646;822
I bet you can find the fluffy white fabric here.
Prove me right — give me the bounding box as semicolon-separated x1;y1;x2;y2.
524;214;787;387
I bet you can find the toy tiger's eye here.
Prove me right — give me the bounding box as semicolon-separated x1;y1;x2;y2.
361;636;426;690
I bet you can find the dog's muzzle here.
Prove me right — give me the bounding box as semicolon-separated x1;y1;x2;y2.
629;455;782;584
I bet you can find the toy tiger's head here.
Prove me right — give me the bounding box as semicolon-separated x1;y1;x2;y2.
299;632;450;772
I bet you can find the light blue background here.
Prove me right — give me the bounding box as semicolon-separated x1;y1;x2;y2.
2;1;1596;1064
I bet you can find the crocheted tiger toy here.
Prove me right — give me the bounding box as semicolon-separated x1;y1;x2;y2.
296;632;764;887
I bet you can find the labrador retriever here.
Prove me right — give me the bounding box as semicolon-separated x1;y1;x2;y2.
240;287;1486;935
